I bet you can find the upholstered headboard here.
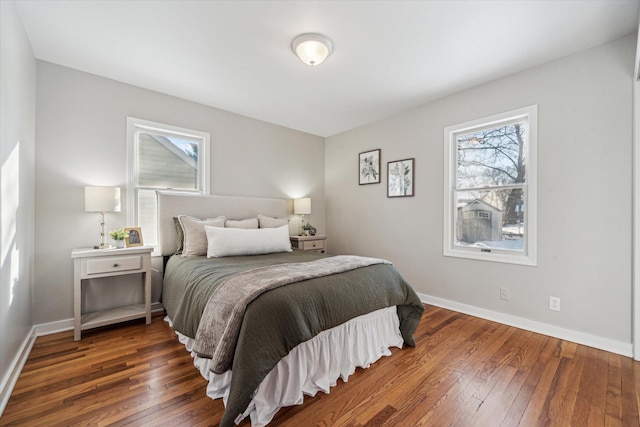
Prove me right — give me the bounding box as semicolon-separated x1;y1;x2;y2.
157;192;288;256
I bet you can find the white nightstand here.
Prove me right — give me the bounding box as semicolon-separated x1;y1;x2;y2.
290;235;327;253
71;246;152;341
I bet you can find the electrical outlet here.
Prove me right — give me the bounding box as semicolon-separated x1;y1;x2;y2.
500;287;510;301
549;296;561;311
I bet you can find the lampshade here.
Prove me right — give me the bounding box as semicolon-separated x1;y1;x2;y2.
294;198;311;215
292;33;333;66
85;186;121;213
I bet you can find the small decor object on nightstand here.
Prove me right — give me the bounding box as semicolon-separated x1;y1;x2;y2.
301;222;314;236
125;227;143;247
109;228;129;248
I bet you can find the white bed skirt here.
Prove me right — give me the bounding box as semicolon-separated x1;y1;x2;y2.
166;305;403;426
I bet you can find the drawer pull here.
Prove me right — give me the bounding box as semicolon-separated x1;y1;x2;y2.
113;263;120;267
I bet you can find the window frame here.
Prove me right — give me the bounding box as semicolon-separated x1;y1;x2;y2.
443;105;537;266
126;117;210;251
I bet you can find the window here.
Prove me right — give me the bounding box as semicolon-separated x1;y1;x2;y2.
443;105;537;265
127;118;210;250
477;211;490;220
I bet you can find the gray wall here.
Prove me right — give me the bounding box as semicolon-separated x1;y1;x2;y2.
0;0;36;401
34;62;325;324
326;35;634;347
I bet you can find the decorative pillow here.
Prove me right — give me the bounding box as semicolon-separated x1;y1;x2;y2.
258;214;289;228
205;224;292;258
173;217;184;255
179;215;226;257
225;217;259;229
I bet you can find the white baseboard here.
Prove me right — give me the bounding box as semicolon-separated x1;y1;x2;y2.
34;318;74;336
419;293;632;357
0;327;36;417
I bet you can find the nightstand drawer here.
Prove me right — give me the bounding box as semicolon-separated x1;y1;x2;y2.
84;255;142;275
301;240;324;251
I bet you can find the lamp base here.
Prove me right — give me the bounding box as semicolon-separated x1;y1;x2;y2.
94;211;113;250
94;244;114;250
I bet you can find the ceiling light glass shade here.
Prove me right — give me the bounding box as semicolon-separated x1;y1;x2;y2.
292;33;333;66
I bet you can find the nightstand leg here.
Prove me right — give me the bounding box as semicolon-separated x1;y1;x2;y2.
74;260;82;341
145;270;151;325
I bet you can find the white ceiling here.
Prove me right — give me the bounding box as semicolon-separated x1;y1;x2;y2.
14;0;639;137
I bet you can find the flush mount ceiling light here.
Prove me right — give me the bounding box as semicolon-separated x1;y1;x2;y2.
292;33;333;66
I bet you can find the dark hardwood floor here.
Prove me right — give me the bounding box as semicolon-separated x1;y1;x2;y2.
1;306;639;426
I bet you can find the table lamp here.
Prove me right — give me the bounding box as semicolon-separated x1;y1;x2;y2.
85;186;121;249
294;198;311;235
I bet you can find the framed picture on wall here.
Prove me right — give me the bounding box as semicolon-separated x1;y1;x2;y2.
359;149;381;185
125;227;143;247
388;158;415;197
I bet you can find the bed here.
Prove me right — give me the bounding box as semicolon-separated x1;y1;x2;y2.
157;192;424;426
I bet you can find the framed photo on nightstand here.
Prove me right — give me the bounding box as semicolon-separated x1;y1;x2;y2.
125;227;143;247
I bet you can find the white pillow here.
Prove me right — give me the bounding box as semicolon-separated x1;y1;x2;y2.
225;217;259;229
179;215;226;257
206;224;292;257
258;214;289;228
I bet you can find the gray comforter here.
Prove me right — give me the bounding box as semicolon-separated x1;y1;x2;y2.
162;251;424;427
